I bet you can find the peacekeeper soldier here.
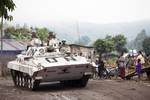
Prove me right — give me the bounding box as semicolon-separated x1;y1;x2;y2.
47;32;60;52
30;32;42;47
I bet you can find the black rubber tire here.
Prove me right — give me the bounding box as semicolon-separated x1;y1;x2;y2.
15;72;19;87
11;70;40;90
24;76;28;88
60;75;90;87
60;80;70;86
32;80;40;91
77;75;90;87
10;69;17;86
19;72;23;87
28;77;40;91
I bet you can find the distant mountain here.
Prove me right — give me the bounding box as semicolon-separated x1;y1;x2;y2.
12;20;150;45
46;20;150;45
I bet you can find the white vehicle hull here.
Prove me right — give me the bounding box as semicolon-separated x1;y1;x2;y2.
7;46;92;90
8;60;92;90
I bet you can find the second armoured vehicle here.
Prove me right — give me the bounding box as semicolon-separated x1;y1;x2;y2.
7;38;92;90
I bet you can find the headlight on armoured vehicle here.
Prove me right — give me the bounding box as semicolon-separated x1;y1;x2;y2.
37;63;44;70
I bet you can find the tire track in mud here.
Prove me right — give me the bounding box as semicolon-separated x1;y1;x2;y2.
0;78;150;100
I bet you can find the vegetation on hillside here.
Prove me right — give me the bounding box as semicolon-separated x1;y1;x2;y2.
4;25;51;43
143;37;150;56
93;34;127;57
127;29;148;50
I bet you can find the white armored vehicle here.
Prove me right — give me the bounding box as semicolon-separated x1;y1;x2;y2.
7;38;92;90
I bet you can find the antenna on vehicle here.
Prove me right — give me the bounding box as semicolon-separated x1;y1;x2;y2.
76;21;80;45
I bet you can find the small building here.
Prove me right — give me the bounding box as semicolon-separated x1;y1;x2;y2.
0;39;26;50
0;39;27;76
63;44;95;62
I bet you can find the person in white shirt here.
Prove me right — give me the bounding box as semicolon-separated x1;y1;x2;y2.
47;32;60;52
30;32;41;47
136;51;145;65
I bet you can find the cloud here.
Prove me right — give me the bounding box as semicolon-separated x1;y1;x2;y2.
11;0;150;24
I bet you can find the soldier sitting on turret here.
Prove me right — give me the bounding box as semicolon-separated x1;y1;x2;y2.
30;32;42;46
27;32;41;50
26;32;42;50
47;32;60;52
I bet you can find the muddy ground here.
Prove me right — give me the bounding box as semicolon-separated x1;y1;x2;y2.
0;77;150;100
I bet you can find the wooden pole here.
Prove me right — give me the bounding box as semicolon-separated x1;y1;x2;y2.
0;15;4;51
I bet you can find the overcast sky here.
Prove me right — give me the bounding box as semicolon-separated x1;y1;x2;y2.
11;0;150;25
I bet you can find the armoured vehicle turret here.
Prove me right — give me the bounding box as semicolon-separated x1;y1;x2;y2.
7;38;92;90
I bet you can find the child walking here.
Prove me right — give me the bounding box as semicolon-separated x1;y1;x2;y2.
136;59;142;80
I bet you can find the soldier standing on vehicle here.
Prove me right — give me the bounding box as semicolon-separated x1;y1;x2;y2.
47;32;53;46
27;32;41;50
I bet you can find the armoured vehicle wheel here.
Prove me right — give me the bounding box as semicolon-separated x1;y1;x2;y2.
10;69;40;90
33;80;40;90
27;77;32;89
61;75;90;87
10;69;17;86
77;75;90;87
24;76;29;88
19;74;22;86
22;76;25;87
19;72;23;87
8;46;92;90
16;72;22;87
27;77;40;91
16;73;19;87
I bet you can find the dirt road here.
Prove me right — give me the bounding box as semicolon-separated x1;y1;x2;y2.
0;77;150;100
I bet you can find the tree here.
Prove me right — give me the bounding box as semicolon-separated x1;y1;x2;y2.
36;27;49;45
4;26;15;38
15;28;30;39
134;29;147;50
4;25;31;39
112;34;127;54
93;37;114;57
104;38;115;53
105;35;112;40
0;0;16;50
143;37;150;56
94;39;106;56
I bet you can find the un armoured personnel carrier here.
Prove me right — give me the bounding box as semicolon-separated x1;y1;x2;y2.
7;38;92;90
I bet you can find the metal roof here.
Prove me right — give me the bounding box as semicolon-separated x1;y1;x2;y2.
69;44;94;48
0;39;27;51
